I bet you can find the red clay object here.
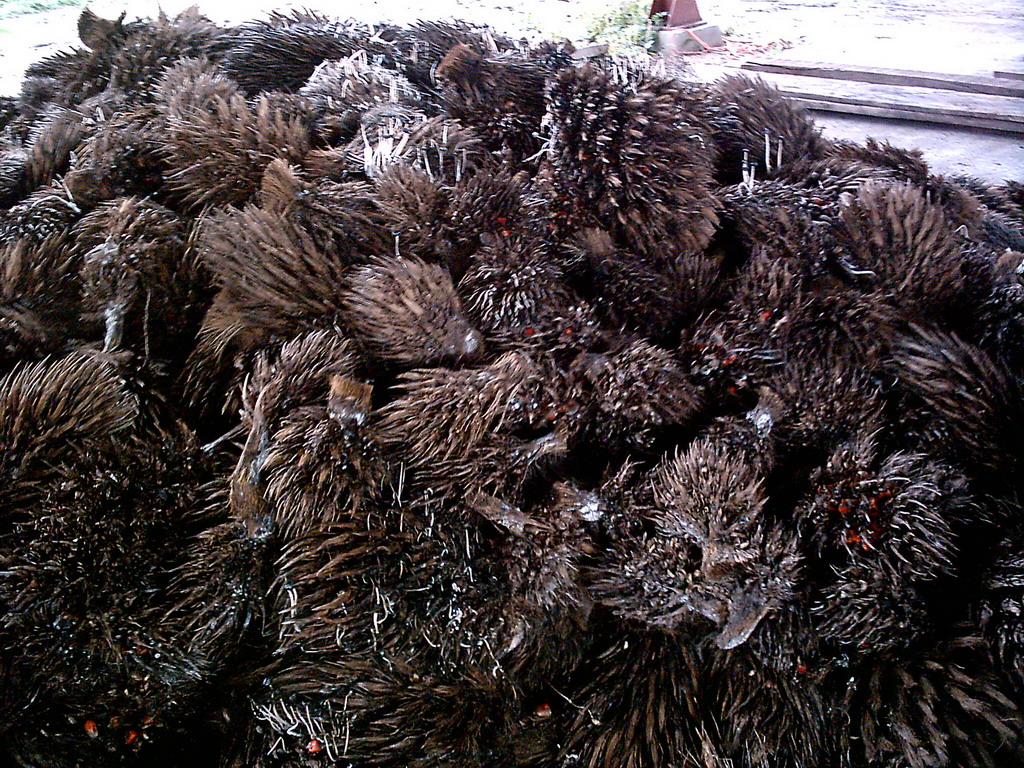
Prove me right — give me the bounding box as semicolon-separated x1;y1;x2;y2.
650;0;704;28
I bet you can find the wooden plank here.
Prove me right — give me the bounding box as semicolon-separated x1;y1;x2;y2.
571;43;609;60
791;98;1024;135
780;86;1024;127
995;69;1024;83
747;71;1024;135
742;58;1024;98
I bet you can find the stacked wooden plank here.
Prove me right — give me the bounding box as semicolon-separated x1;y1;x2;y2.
742;57;1024;134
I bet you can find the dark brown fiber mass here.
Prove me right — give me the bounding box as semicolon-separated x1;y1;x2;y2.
0;7;1022;768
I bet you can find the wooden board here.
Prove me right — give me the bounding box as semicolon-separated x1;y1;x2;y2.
790;98;1024;135
748;71;1024;135
741;58;1024;98
571;43;609;60
995;69;1024;83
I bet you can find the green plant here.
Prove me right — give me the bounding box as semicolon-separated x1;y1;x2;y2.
0;0;84;20
585;0;666;55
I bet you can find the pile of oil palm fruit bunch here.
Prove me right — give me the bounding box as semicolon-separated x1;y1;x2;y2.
2;6;1024;767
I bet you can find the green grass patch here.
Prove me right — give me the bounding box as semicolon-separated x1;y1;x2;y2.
0;0;85;20
585;0;666;55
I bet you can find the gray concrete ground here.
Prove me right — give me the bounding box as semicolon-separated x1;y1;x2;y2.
701;0;1024;78
0;0;1021;182
687;1;1024;183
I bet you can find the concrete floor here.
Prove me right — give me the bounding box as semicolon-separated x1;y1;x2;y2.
0;0;1021;183
685;0;1024;183
702;0;1024;78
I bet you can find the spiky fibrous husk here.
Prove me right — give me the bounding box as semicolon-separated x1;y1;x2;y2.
718;179;829;265
464;484;597;683
0;480;212;763
0;235;84;369
890;324;1023;478
844;631;1024;767
696;393;785;476
377;351;569;500
589;439;801;647
240;330;389;542
980;534;1024;695
0;145;28;209
458;235;603;355
682;253;894;408
270;503;453;662
21;8;227;114
831;182;989;325
20;107;90;195
0;181;87;246
181;207;344;423
828;137;931;186
971;248;1024;371
570;339;703;455
101;8;230;101
344;255;484;368
161;89;313;210
709;642;847;768
64;105;166;202
177;290;274;427
73;198;207;371
707;74;827;184
799;439;968;657
154;55;242;120
942;175;1024;254
826;138;998;233
718;157;899;263
344;112;487;184
0;354;136;507
300;55;425;115
540;59;720;260
74;194;181;254
300;54;428;143
0;96;18;130
252;656;526;767
219;12;396;96
758;359;884;462
772;153;900;190
0;303;54;371
445;165;541;276
259;159;392;259
271;484;593;693
525;38;577;72
244;329;361;431
199;205;351;336
977;209;1024;253
950;174;1024;227
574;226;723;339
167;512;271;665
435;44;554;162
1002;179;1024;213
391;19;515;88
20;45;115;113
555;629;712;768
373;164;455;264
0;354;218;762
